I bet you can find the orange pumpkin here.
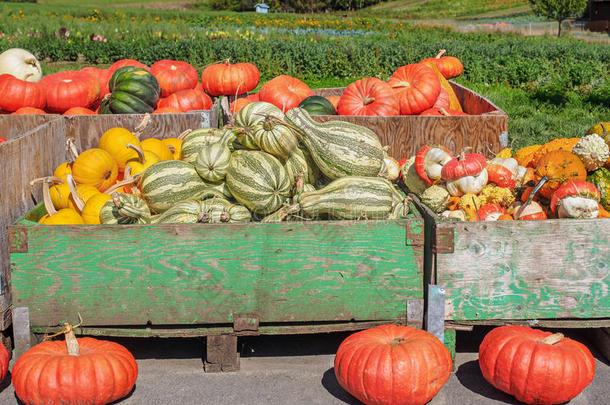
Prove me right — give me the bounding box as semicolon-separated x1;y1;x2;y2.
140;138;173;161
151;59;199;97
40;208;85;225
535;150;587;199
72;148;118;192
201;60;260;96
161;138;182;159
63;107;96;115
259;75;314;112
388;63;441;115
530;138;580;168
157;89;212;112
327;96;340;110
82;193;112;224
230;98;252;115
53;162;73;181
12;106;46;114
98;127;141;170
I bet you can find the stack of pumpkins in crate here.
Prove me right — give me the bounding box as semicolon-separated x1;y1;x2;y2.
403;122;610;220
35;102;410;226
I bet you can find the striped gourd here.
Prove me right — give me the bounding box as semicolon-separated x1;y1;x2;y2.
194;131;235;183
181;128;233;164
140;160;207;213
153;198;251;224
299;176;402;220
100;193;151;224
201;182;234;200
226;150;290;214
252;116;298;160
204;198;252;223
283;146;319;187
285;108;384;180
261;203;301;223
151;200;208;224
293;183;316;205
233;102;283;150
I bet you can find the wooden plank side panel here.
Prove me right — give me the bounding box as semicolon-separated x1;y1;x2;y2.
11;218;424;327
0;119;67;327
0;115;60;140
67;106;219;151
312;85;507;159
435;219;610;321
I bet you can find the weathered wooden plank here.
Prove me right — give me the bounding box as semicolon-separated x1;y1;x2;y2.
448;319;610;328
0;118;67;329
312;83;508;160
434;219;610;320
205;335;239;372
10;214;424;328
31;319;408;338
66;106;219;151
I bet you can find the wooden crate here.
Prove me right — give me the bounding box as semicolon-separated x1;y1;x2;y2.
312;82;508;160
0;117;66;331
413;197;610;352
9;203;425;369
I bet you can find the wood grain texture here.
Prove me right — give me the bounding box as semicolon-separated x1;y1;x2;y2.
10;212;424;328
67;106;219;151
0;119;67;328
432;218;610;321
312;83;508;160
0;115;60;141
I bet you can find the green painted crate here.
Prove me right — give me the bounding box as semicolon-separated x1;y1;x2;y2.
415;198;610;327
9;202;425;339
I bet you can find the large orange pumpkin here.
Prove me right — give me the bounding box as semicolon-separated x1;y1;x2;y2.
108;58;149;74
479;325;595;405
40;70;100;113
80;66;110;99
535;150;586;199
201;60;260;96
388;63;441;115
0;74;46;112
151;60;199;97
259;75;314;112
12;323;138;405
337;77;399;116
334;325;452;405
157;89;213;112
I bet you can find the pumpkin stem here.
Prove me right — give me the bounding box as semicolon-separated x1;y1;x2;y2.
363;97;375;106
66;174;85;213
390;337;405;346
66;138;79;162
126;143;146;164
435;49;446;59
133;113;151;140
601;123;607;138
41;177;58;216
540;333;564;345
471;195;481;221
44;313;83;356
198;211;211;223
439;107;451;117
177;129;193;140
104;170;141;195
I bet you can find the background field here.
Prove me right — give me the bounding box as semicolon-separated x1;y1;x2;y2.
1;0;608;150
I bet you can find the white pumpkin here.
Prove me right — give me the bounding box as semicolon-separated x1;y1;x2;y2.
0;48;42;82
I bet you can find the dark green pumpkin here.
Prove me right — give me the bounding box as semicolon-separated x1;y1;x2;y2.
99;67;160;114
298;95;337;115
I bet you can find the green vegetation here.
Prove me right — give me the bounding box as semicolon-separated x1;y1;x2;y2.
0;1;607;147
528;0;587;37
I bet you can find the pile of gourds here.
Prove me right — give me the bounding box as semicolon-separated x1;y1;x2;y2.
36;101;409;226
403;122;610;220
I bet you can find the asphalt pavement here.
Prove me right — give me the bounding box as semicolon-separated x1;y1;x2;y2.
0;327;607;405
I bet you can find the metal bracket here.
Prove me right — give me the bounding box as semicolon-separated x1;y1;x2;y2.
8;227;28;253
405;222;425;247
426;285;446;343
406;299;424;329
432;227;454;254
12;306;31;358
233;313;259;335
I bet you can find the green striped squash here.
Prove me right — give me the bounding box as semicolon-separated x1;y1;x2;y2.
201;182;234;200
152;198;251;224
205;198;252;223
181;128;233;164
226;150;290;214
252;117;298;160
293;183;316;204
299;176;402;220
141;160;207;213
261;203;301;223
234;102;283;150
100;193;151;224
298;95;337;115
283;146;319;187
151;200;208;224
194;132;235;182
285;108;384;180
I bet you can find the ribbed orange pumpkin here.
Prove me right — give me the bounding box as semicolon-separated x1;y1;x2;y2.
420;49;464;79
337;77;399;116
334;325;451;405
63;107;96;115
151;60;198;97
72;148;118;191
479;325;595;405
12;323;138;405
535;150;587;199
11;106;46;115
388;64;441;115
530;138;580;168
80;67;111;99
0;74;46;112
201;60;260;96
157;89;213;112
108;58;149;74
0;342;8;382
40;70;100;113
230;97;253;114
259;75;314;112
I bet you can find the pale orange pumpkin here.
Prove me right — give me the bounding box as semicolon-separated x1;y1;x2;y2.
81;193;112;224
140;138;173;161
161;138;182;160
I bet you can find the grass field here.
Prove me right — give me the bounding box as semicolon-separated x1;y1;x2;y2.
1;0;607;149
